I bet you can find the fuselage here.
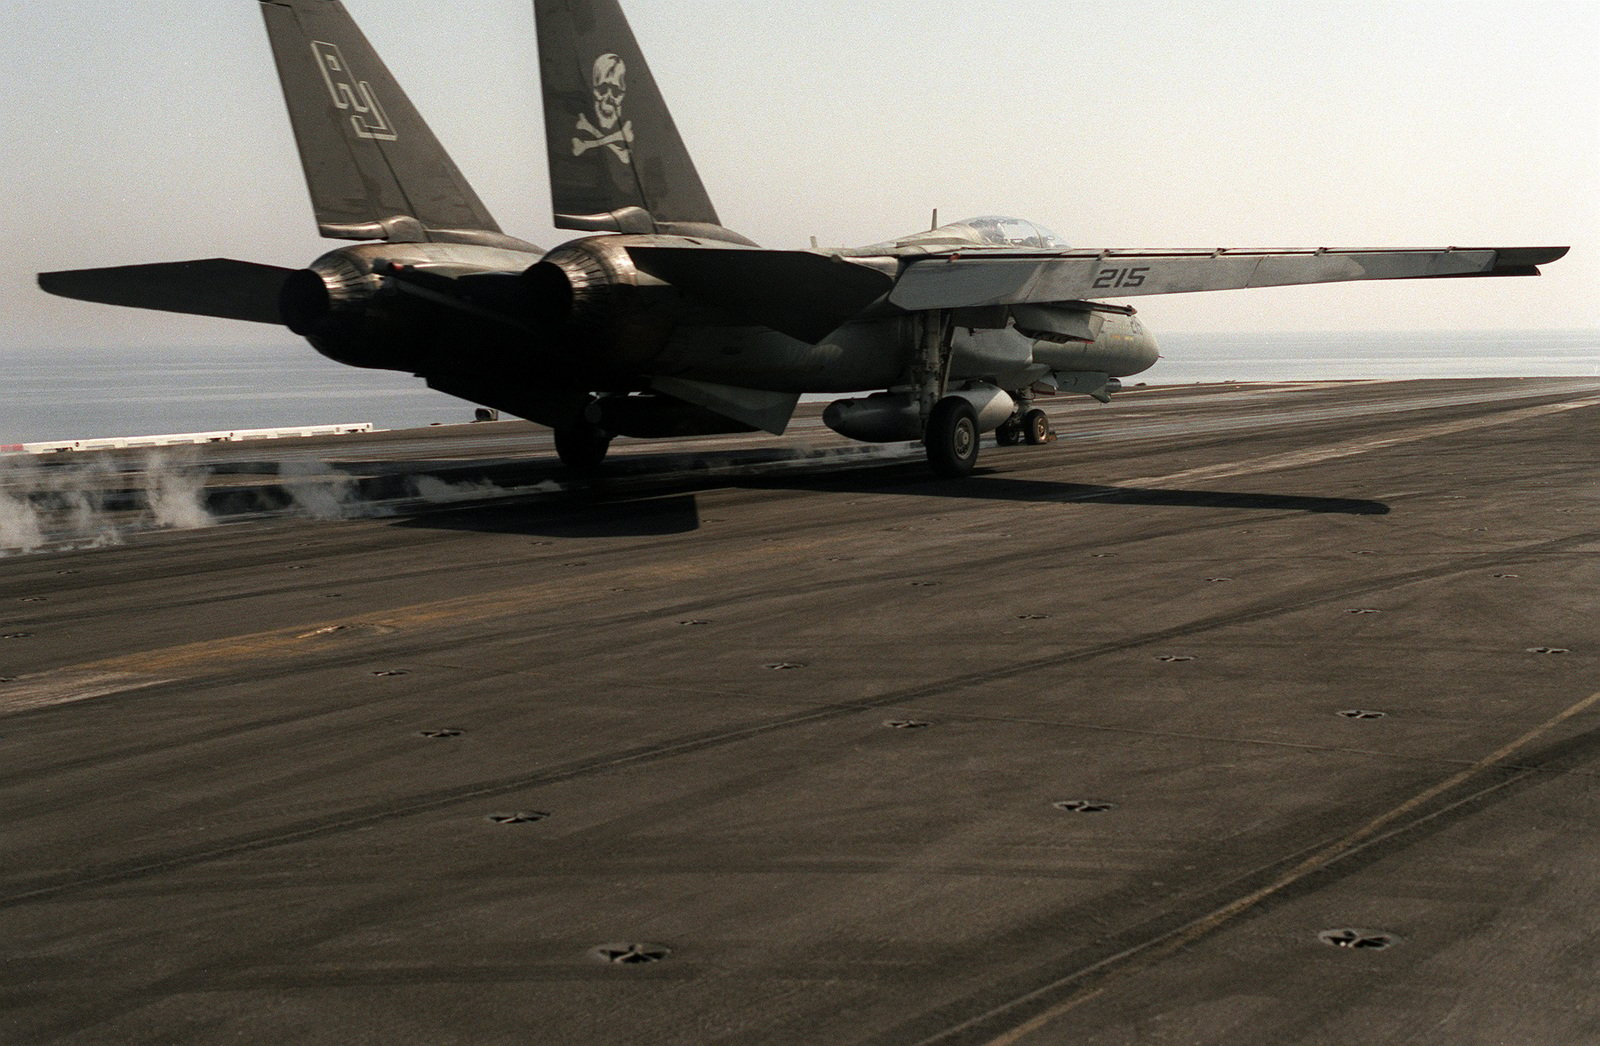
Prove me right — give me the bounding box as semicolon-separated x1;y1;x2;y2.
287;216;1160;434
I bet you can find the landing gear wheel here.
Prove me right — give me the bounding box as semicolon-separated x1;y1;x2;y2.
995;420;1022;446
925;397;980;478
554;422;612;471
1022;408;1052;445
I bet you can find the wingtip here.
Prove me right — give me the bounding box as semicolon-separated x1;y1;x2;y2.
1496;246;1570;268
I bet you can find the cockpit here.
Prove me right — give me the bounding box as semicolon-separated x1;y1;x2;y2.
883;215;1070;251
952;215;1070;248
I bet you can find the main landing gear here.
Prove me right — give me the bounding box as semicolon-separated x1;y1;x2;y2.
910;312;985;479
554;420;612;470
930;401;1053;475
912;311;1057;478
925;397;980;477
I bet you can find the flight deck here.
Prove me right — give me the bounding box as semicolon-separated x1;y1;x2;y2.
2;378;1596;1045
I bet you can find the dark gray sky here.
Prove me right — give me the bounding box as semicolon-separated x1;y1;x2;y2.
5;0;1596;349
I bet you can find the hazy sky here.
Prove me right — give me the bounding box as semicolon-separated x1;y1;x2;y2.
4;0;1597;350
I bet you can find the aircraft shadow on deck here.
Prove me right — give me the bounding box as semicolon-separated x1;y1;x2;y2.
389;455;1387;540
910;476;1393;515
736;473;1391;515
591;443;1390;518
390;492;704;538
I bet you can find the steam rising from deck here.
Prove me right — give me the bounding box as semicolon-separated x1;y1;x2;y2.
0;451;567;556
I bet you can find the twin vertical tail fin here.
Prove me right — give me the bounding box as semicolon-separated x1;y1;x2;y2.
264;0;733;242
535;0;737;241
259;0;508;245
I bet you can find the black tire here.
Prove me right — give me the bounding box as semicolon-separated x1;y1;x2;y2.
995;420;1022;446
925;397;980;478
554;422;612;470
1023;408;1051;445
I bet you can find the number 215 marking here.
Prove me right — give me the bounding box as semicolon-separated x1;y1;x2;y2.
1093;266;1150;289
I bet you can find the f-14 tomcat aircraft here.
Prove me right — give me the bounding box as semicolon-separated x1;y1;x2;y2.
41;0;1568;477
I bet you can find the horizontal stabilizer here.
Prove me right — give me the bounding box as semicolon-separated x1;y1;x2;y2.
891;246;1572;310
38;259;295;325
626;246;893;342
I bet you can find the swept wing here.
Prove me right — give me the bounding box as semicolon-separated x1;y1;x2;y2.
614;241;1567;345
889;245;1569;311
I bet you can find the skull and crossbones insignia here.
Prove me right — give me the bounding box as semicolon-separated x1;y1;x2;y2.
573;53;634;164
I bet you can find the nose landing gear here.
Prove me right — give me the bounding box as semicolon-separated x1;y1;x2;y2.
996;407;1053;448
1021;407;1053;445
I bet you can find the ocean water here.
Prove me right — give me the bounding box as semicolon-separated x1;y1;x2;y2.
1147;328;1599;386
2;345;470;445
3;330;1596;445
